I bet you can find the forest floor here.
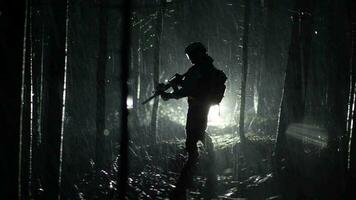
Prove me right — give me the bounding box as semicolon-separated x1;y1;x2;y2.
74;130;281;200
122;131;280;200
70;121;345;200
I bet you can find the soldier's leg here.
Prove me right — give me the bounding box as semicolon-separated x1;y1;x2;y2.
203;133;214;156
175;130;199;190
172;105;208;196
203;133;217;195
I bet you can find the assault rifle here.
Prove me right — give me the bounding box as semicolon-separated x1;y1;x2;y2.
141;73;184;105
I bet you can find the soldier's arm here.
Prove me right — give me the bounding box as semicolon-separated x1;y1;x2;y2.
171;69;200;98
161;68;199;100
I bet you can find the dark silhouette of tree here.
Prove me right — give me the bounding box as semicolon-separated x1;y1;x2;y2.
130;12;141;131
150;0;165;144
275;1;314;160
349;2;356;195
323;0;352;197
30;3;47;198
239;0;250;144
257;0;292;133
40;1;69;199
0;2;27;199
18;1;32;199
118;0;131;198
95;0;109;172
348;18;356;195
0;1;28;199
275;0;352;198
274;0;314;198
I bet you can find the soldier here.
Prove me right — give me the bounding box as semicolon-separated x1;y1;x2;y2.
161;42;218;199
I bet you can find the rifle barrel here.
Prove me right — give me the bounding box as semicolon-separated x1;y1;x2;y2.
141;94;158;105
141;78;178;105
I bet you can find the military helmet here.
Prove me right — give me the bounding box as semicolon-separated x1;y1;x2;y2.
185;42;207;55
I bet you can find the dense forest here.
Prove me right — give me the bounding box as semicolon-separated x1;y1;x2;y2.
1;0;356;199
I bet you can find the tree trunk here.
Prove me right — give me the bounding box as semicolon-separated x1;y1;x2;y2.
31;10;46;198
238;0;250;144
19;2;33;198
245;59;256;116
40;1;68;199
258;0;276;120
0;1;27;199
27;6;35;197
349;6;356;195
257;0;291;134
118;0;131;198
95;0;108;171
274;0;314;198
323;1;350;197
150;0;164;144
275;1;314;158
130;15;141;137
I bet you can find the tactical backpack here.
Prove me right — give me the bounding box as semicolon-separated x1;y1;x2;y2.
208;67;227;105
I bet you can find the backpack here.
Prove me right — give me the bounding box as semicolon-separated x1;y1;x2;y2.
208;67;227;105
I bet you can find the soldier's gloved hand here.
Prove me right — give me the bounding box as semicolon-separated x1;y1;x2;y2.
161;92;171;101
175;73;183;81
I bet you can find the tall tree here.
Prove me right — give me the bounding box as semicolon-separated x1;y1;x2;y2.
238;0;251;144
0;1;30;199
129;20;142;142
18;1;33;199
118;0;131;198
40;0;69;199
30;4;47;198
95;0;109;171
257;0;291;134
0;1;26;199
348;26;356;198
274;0;314;198
275;1;314;159
150;0;164;144
130;16;140;121
323;0;351;197
348;2;356;194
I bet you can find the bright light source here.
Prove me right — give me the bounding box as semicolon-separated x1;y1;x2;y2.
127;96;133;109
160;99;232;128
208;105;229;127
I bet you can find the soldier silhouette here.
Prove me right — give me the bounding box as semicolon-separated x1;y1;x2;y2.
161;42;218;199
